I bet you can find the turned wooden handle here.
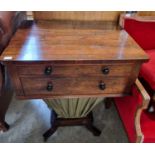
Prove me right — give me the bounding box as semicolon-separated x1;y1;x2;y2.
99;81;106;90
102;67;109;75
47;82;53;91
45;66;52;75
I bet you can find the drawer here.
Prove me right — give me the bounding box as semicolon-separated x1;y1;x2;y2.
17;63;134;77
20;77;131;96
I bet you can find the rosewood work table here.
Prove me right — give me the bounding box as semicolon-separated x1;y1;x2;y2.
0;21;148;132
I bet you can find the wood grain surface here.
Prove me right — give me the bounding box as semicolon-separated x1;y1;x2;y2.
0;22;148;62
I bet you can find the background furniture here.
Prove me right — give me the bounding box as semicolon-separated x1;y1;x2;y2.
0;12;26;53
0;11;26;131
122;14;155;111
33;11;122;30
114;79;150;142
113;14;155;143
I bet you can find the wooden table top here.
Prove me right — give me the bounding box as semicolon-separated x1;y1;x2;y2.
0;22;148;63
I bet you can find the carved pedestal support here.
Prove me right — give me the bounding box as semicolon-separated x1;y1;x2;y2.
43;110;101;141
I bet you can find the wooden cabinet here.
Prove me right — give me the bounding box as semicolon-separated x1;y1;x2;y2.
0;21;148;99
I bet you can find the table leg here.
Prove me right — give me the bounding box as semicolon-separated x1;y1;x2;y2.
0;66;13;132
104;98;113;109
0;91;13;132
85;112;101;136
43;110;58;141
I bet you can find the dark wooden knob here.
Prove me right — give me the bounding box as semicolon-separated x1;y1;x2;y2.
99;81;106;90
102;67;109;75
47;83;53;91
45;66;52;75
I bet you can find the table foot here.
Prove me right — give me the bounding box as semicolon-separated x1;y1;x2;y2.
85;124;101;136
43;125;58;142
0;121;9;132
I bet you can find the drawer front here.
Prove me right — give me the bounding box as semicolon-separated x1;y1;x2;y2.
17;63;134;77
21;77;131;96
